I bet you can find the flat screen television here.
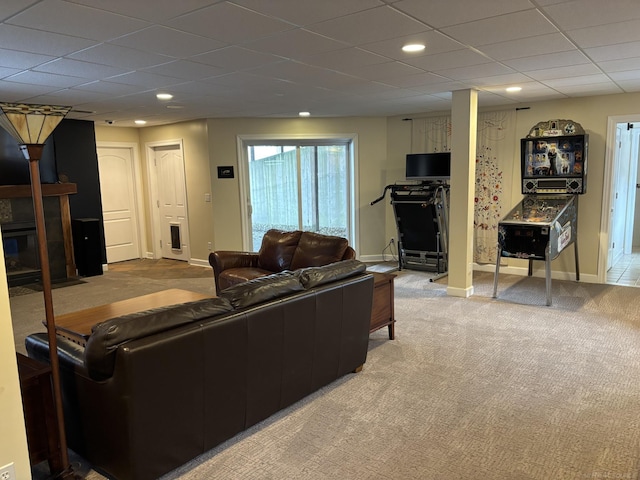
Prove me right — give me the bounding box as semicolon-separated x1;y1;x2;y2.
406;152;450;181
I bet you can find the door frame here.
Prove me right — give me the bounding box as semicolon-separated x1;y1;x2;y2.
600;114;640;282
236;133;359;252
96;141;146;261
145;139;189;260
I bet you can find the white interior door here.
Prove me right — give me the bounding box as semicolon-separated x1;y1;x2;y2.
97;146;140;263
154;145;190;261
609;125;630;268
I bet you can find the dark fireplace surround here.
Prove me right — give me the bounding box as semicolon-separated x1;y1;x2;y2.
0;185;77;288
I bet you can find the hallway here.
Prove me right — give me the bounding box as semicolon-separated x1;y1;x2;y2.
607;251;640;287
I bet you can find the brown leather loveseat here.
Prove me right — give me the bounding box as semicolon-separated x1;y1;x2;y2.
25;260;373;480
209;229;356;294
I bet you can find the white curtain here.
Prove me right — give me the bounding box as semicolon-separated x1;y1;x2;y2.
411;116;452;153
411;110;516;264
474;111;516;264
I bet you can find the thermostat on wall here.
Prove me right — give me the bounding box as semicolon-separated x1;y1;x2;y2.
217;166;234;178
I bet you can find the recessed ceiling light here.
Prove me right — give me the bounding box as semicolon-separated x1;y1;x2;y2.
299;111;310;117
402;43;425;53
506;86;522;92
156;93;173;100
134;120;147;125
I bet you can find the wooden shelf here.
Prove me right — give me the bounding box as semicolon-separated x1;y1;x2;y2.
0;183;77;199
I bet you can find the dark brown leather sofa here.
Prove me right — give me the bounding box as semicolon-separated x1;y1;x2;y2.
209;229;356;294
26;260;373;480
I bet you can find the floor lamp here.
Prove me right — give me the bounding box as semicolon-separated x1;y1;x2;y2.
0;103;77;479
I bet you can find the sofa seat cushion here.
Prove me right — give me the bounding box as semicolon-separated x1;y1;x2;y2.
218;267;274;291
257;229;302;272
290;231;349;270
85;297;233;380
220;271;304;309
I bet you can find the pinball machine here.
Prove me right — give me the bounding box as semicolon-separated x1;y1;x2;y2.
493;120;588;305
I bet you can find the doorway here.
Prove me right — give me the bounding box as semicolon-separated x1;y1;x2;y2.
96;144;144;264
146;140;191;262
603;117;640;286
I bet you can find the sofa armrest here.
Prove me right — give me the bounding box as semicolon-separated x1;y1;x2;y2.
25;332;87;373
209;251;260;294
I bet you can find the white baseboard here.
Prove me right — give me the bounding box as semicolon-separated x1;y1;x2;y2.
189;258;210;268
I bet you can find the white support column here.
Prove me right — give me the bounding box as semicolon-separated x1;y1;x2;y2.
447;89;478;298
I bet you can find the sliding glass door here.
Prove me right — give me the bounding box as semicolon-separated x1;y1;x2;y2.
244;141;352;251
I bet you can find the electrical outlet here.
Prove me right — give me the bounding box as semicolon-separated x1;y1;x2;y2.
0;463;16;480
207;241;212;251
390;237;395;244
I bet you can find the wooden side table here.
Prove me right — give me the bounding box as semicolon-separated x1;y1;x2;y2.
370;272;396;339
17;353;64;476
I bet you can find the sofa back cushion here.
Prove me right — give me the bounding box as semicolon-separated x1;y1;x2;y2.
257;229;302;272
219;271;304;309
290;231;349;270
85;297;233;380
298;259;367;289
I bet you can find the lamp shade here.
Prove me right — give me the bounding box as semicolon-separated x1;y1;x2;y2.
0;103;71;145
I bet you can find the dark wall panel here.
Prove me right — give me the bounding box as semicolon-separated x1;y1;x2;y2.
53;119;107;264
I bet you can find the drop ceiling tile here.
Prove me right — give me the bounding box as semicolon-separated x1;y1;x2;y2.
0;0;40;22
557;82;624;96
616;79;640;92
405;49;492;71
168;2;294;44
543;73;612;88
467;72;533;87
68;44;173;69
394;0;534;28
585;41;640;62
345;61;425;81
434;62;515;81
379;72;451;88
0;66;21;78
69;0;216;22
142;60;228;80
361;30;463;59
5;70;87;88
243;29;348;59
191;47;286;71
442;10;558;47
504;50;591;72
297;47;389;71
110;26;225;57
33;58;130;80
230;0;382;26
0;24;97;56
599;57;640;73
479;33;576;61
249;62;360;89
307;6;429;45
524;63;602;81
72;80;151;96
104;71;183;88
0;48;54;69
542;0;640;31
8;0;150;41
567;19;640;48
609;69;640;81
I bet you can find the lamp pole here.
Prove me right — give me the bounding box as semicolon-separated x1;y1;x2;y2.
21;144;71;474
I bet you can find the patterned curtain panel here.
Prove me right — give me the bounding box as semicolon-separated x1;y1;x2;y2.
411;115;452;153
411;110;516;264
474;110;516;264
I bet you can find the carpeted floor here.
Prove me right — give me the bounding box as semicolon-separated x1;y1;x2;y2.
15;264;640;480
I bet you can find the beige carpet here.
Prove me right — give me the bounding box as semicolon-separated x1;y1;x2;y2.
16;267;640;480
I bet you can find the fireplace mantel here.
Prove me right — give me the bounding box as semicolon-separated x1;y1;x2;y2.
0;183;77;199
0;183;78;280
